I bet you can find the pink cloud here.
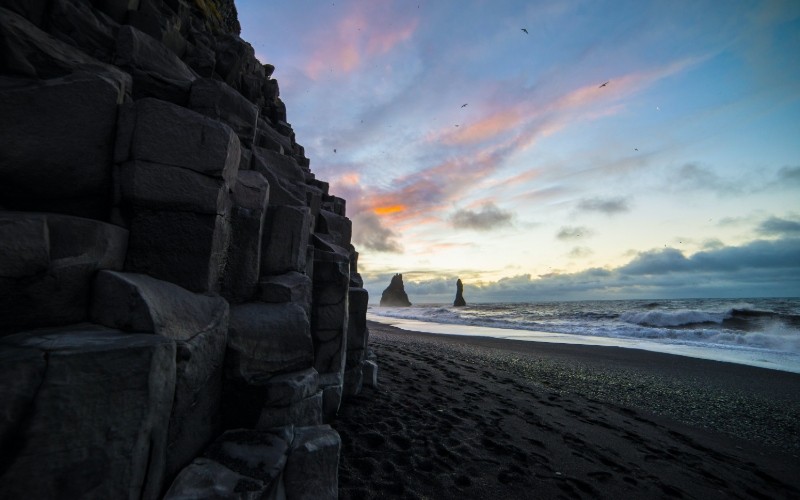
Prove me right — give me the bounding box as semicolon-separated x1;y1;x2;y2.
366;18;418;55
303;8;418;80
445;109;526;145
332;56;705;244
427;55;704;151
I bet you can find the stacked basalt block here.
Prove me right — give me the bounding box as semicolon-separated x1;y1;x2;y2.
0;1;375;498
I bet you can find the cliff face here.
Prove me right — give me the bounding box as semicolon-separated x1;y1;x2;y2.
0;1;374;498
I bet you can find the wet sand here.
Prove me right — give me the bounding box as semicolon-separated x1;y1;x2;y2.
333;321;800;499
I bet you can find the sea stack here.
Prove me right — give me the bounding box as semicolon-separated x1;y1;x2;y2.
453;278;467;307
380;274;412;306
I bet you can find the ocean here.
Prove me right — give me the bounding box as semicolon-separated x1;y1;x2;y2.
367;298;800;374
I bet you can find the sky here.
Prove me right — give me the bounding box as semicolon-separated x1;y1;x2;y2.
236;0;800;303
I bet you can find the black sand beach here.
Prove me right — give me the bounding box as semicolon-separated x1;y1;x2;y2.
333;321;800;499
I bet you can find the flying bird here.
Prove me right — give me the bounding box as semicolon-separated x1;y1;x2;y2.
461;103;468;108
599;81;609;88
333;149;337;153
634;148;638;151
521;28;528;34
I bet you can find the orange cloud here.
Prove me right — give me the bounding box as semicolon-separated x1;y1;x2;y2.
339;172;361;185
374;205;407;215
347;57;706;237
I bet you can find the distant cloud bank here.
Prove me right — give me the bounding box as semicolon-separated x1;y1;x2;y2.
577;196;630;215
450;203;513;231
364;234;800;302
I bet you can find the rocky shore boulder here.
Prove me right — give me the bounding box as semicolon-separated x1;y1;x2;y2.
380;273;412;307
454;278;467;307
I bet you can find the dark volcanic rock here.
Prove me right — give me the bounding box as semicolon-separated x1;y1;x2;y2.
165;428;289;500
0;71;126;218
0;0;372;496
115;24;197;103
0;325;176;500
227;302;313;383
380;273;412;307
454;278;467;307
221;170;270;303
0;213;128;335
89;270;230;479
284;425;341;500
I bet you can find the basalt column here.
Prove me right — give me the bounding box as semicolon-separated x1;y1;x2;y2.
0;1;373;498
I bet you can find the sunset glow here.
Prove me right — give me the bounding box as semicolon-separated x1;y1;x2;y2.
238;0;800;302
373;205;406;216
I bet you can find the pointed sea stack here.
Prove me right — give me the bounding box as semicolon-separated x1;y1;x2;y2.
380;274;412;306
453;278;467;307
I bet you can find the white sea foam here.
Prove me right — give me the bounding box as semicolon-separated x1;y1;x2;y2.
707;323;800;353
619;309;729;327
369;298;800;372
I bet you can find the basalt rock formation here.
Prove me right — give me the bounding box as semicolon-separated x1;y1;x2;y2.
0;1;376;498
380;273;412;307
454;278;467;307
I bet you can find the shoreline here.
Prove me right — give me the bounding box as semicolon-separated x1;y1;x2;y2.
367;312;800;374
333;321;800;499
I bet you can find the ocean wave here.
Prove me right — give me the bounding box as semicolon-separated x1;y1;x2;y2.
620;309;728;327
706;325;800;353
620;307;800;330
592;326;800;355
370;301;800;354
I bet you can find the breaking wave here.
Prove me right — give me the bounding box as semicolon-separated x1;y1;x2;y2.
370;299;800;355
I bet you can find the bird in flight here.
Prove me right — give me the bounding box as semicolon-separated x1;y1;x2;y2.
461;103;468;108
521;28;528;34
634;148;638;151
333;149;337;153
599;81;609;88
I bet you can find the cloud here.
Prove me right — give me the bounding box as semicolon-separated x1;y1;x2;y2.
702;238;725;250
776;166;800;185
351;212;403;253
353;139;523;226
303;8;418;79
363;238;800;302
568;246;593;258
426;54;705;154
667;162;800;196
670;163;741;195
556;226;592;240
450;203;513;230
443;109;525;146
619;248;691;275
620;238;800;275
757;216;800;236
670;163;800;196
576;196;630;215
319;54;710;241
